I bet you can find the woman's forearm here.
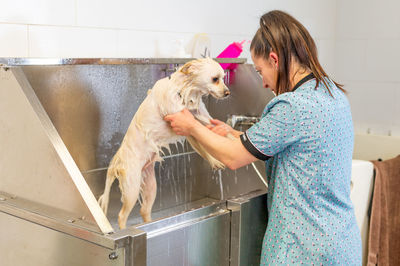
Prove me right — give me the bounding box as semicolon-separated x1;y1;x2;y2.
189;121;255;170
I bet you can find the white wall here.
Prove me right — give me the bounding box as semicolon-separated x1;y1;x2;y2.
0;0;336;71
335;0;400;136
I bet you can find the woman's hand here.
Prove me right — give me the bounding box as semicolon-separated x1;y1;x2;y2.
164;109;199;136
206;119;233;137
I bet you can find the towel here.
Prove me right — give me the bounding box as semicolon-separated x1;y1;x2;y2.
368;155;400;266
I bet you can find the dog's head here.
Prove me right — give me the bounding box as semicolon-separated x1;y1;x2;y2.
178;58;230;99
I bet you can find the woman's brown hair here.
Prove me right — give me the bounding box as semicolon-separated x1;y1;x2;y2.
250;10;344;96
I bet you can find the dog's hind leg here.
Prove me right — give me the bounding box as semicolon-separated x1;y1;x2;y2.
139;159;157;223
118;168;141;229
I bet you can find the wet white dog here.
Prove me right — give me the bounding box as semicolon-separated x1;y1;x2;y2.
98;58;230;229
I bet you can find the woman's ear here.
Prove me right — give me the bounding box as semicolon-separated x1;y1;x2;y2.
269;52;279;70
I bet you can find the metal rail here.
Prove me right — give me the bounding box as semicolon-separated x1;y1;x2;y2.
0;57;247;66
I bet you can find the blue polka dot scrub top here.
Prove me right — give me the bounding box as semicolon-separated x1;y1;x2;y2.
240;74;362;265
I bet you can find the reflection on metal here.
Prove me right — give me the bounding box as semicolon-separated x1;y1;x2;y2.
0;212;127;266
0;67;113;234
0;191;117;249
0;58;271;266
228;191;268;266
137;200;231;265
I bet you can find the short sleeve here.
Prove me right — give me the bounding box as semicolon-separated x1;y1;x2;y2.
240;98;303;160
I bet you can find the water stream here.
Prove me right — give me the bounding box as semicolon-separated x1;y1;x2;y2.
218;169;224;200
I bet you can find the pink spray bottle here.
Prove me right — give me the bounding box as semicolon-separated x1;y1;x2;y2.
216;40;246;70
216;40;246;84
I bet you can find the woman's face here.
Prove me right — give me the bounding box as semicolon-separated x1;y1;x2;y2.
251;52;278;95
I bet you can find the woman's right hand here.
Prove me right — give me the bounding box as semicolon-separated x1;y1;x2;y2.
206;119;234;137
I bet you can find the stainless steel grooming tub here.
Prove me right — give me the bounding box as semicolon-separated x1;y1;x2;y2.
0;58;274;266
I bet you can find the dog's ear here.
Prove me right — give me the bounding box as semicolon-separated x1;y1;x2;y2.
180;61;193;75
180;59;202;76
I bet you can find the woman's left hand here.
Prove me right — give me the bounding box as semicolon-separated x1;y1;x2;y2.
164;109;198;136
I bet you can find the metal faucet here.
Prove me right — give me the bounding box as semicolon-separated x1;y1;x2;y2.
226;114;260;128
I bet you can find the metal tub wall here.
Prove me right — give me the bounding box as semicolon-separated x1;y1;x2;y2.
20;63;209;226
0;59;273;266
0;211;127;266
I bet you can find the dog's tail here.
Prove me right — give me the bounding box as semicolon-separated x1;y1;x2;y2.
98;167;120;215
186;136;225;169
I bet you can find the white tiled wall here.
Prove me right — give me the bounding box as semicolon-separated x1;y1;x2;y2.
29;25;117;57
0;0;75;26
0;0;336;66
0;24;28;57
335;0;400;136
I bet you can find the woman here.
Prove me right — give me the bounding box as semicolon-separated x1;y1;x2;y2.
164;10;361;265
